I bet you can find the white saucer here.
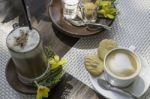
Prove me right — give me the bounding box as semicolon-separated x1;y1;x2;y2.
89;56;150;99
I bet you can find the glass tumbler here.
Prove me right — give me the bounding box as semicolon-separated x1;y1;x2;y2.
6;26;49;85
62;0;80;19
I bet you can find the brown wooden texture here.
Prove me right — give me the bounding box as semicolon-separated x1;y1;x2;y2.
49;0;113;37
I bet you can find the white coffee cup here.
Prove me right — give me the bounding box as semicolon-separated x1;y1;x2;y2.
104;46;141;87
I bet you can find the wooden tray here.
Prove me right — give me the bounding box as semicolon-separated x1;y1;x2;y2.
5;59;36;94
49;0;114;38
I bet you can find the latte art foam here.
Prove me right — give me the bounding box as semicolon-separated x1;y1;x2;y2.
7;27;40;53
106;50;137;77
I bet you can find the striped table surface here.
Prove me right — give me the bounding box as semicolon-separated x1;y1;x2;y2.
63;0;150;99
0;0;150;98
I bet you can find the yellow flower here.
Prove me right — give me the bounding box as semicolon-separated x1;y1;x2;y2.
97;0;117;19
100;1;112;7
48;55;67;70
35;81;50;99
98;6;117;19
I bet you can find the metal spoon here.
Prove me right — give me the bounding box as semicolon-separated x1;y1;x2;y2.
98;79;138;99
66;5;112;31
67;18;112;31
86;23;112;30
66;18;85;27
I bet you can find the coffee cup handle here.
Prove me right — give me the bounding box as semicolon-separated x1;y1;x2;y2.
129;45;136;52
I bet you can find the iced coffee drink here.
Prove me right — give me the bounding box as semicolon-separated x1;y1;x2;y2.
6;27;48;84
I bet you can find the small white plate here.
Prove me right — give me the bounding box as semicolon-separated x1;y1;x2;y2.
89;56;150;99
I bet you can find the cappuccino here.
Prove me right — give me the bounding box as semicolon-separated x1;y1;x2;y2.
106;49;137;77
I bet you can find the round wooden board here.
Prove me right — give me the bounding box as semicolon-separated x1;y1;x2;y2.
49;0;114;38
5;59;36;94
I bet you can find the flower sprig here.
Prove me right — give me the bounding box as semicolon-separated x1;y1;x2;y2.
34;52;67;99
96;0;117;19
48;55;67;70
34;81;50;99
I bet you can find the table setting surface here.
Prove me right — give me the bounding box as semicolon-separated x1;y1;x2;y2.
63;0;150;98
0;0;150;99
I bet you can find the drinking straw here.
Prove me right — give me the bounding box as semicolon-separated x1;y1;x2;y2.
21;0;32;30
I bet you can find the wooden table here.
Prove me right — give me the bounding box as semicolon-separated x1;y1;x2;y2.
36;22;105;99
0;0;105;98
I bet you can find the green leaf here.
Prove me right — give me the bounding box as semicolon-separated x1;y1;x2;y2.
107;14;114;19
109;8;117;15
44;47;55;59
100;1;112;7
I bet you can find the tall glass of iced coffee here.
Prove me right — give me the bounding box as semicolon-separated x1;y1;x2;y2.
6;26;48;85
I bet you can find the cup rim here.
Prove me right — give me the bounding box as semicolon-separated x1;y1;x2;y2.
62;0;80;5
6;26;41;54
104;48;141;80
